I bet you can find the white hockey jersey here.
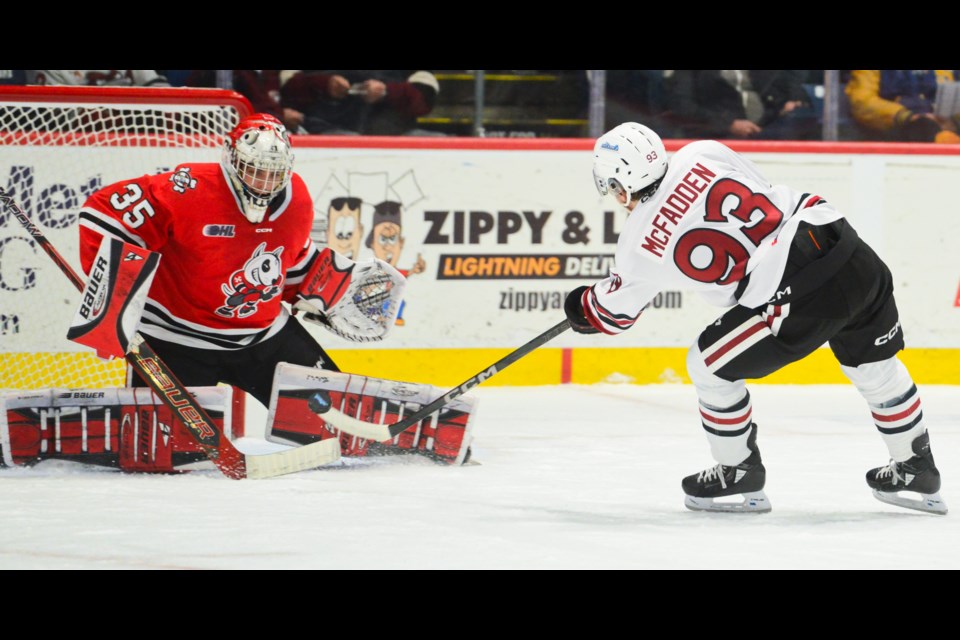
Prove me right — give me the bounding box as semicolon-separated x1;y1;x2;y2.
583;140;844;335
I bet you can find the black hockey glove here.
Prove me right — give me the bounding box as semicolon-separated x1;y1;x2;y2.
564;285;600;334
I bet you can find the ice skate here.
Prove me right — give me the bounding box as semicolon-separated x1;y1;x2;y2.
682;424;771;513
867;431;947;515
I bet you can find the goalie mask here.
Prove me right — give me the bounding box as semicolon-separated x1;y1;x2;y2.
222;113;294;224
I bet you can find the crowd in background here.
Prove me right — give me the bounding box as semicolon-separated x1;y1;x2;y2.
3;70;960;143
605;70;960;143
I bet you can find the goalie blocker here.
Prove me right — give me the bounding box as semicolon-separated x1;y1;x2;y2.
266;363;477;465
293;248;406;342
67;237;160;360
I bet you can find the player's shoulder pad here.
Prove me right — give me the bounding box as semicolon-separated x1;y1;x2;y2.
289;171;308;191
287;172;314;208
162;162;220;198
672;139;732;165
680;138;727;155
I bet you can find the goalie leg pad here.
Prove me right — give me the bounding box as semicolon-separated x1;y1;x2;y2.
0;387;232;472
118;390;175;473
267;363;477;465
1;389;124;467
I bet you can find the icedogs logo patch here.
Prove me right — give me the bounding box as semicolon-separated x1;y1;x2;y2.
215;242;284;318
169;167;197;194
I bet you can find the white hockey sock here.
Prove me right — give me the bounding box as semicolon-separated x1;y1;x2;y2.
687;342;754;465
841;357;925;462
699;393;754;466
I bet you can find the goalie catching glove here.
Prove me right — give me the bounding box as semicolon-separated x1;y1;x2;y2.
293;248;406;342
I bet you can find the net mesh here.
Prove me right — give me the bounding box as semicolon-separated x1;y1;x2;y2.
0;87;251;389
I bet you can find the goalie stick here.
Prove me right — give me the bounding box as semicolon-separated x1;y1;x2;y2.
315;319;571;441
0;187;340;479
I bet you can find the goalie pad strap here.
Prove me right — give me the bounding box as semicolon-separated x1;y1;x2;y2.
119;389;175;473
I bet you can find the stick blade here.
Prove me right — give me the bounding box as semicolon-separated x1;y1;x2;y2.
320;407;394;442
245;438;342;479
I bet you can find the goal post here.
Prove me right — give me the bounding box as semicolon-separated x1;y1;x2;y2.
0;86;254;391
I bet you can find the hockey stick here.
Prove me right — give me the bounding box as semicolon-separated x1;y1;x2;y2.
0;188;340;479
316;319;571;441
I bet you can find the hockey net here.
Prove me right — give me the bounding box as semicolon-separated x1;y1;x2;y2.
0;86;253;390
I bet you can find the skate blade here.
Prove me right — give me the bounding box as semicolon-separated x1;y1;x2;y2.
872;489;948;515
684;491;771;513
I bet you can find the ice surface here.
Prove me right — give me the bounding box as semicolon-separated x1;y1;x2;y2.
1;384;957;569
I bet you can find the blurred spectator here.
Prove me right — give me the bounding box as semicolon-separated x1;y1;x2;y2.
845;70;960;143
667;70;819;140
281;70;440;136
156;70;192;87
185;70;304;133
605;70;675;136
0;70;26;85
27;70;170;87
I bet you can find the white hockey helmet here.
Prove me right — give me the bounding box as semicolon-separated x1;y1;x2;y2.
592;122;667;204
222;113;294;223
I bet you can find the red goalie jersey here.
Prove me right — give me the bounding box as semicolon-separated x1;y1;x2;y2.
79;163;319;350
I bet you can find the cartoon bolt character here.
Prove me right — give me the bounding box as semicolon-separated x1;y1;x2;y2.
365;201;425;326
216;242;284;318
327;197;363;259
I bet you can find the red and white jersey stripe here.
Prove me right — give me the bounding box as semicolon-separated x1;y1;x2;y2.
701;317;772;374
761;302;790;336
581;285;642;335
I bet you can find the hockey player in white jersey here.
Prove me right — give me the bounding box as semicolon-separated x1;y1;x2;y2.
564;122;945;514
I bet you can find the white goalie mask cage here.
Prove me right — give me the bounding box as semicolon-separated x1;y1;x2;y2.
222;113;294;223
